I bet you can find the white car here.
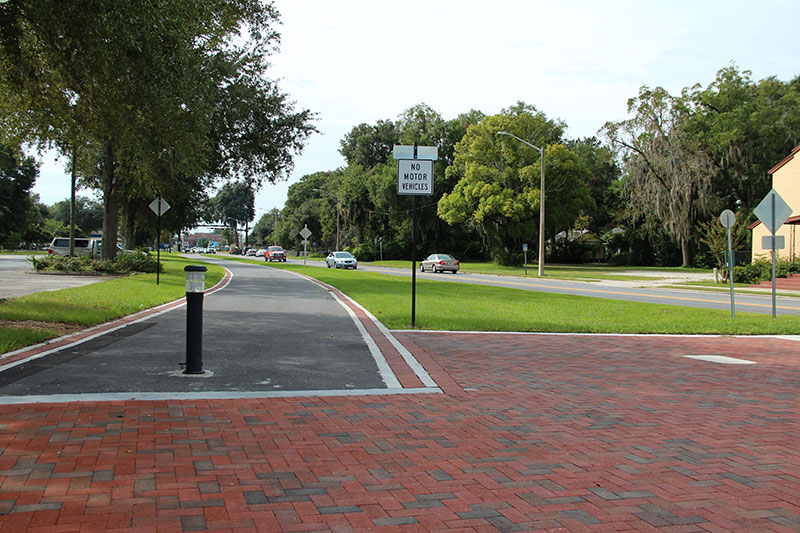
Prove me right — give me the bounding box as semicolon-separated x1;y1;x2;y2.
255;248;267;257
326;251;358;269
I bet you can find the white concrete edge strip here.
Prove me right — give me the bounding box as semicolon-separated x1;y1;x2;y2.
0;387;443;405
393;330;800;342
683;355;757;365
0;267;234;373
281;270;402;389
328;291;402;389
343;299;438;388
284;270;436;388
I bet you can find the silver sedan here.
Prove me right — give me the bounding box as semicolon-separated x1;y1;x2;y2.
420;253;460;273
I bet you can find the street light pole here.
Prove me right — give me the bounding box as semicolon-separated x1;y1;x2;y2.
274;209;279;246
497;131;546;277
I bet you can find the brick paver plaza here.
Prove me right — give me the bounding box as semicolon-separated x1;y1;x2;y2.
1;326;798;531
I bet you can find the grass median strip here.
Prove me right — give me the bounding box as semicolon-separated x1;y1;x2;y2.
0;254;225;354
367;260;684;281
251;261;800;336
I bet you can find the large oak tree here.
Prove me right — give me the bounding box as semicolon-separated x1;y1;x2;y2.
0;0;314;258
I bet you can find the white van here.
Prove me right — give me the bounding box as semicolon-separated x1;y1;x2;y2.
48;237;103;258
47;238;132;258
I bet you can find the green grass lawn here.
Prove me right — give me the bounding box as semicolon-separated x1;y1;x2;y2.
1;253;797;355
257;262;800;335
0;254;225;354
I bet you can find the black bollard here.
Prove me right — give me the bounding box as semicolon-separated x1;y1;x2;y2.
184;265;207;374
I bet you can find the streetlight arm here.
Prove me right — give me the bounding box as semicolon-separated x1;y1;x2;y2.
496;131;543;154
496;130;546;277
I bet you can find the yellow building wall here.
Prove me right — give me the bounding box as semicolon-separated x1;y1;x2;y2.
751;151;800;261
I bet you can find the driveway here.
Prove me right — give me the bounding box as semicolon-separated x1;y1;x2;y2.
0;255;109;299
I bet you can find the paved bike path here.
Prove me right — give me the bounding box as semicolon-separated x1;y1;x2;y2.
0;259;433;399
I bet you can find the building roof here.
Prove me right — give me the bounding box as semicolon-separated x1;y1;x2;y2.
749;214;800;229
768;145;800;175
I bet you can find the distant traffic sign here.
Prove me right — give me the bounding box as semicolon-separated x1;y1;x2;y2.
762;235;786;250
754;190;792;234
719;209;735;229
299;226;312;240
149;197;170;216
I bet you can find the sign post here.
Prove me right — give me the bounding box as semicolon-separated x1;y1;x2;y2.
299;224;312;266
522;243;528;275
394;143;437;327
719;209;736;319
753;190;792;318
149;196;171;285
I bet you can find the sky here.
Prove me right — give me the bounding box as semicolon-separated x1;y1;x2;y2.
31;0;800;224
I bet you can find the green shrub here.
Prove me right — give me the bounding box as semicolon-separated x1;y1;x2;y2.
29;252;160;274
733;257;799;284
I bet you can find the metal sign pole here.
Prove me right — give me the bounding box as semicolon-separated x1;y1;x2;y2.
726;225;735;319
156;197;161;285
411;143;418;328
412;195;417;327
771;193;776;319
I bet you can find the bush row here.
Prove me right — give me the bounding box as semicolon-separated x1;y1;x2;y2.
732;258;800;284
29;252;161;274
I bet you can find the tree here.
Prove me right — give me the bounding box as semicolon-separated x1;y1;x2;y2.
0;143;38;248
439;103;592;265
566;137;621;232
686;65;800;213
250;208;281;247
0;0;314;259
50;196;103;236
213;182;255;248
602;86;714;267
697;213;751;277
339;120;398;168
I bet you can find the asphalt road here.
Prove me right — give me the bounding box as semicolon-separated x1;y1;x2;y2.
0;258;388;396
277;256;800;316
4;252;799;316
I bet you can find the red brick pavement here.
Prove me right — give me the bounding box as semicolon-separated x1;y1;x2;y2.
1;331;799;531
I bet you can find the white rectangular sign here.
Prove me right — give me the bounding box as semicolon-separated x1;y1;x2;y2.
762;235;785;249
393;145;438;161
416;146;438;160
393;145;414;160
397;159;433;195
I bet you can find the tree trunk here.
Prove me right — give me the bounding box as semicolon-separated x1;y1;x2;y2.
125;204;136;250
100;139;121;260
681;236;690;268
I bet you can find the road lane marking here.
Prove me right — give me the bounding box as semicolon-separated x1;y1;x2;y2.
0;387;443;405
328;290;402;389
285;270;437;389
446;276;800;312
364;266;800;312
683;355;757;364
